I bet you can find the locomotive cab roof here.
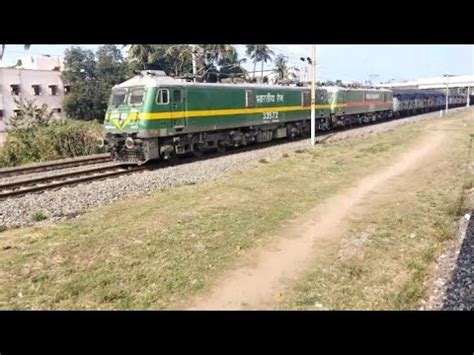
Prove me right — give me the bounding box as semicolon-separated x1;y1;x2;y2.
113;71;317;91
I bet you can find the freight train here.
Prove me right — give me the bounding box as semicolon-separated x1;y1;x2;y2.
102;70;468;164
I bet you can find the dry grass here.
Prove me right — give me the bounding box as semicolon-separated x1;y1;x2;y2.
281;110;474;309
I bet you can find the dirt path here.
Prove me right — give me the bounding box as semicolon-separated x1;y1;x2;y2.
187;125;447;310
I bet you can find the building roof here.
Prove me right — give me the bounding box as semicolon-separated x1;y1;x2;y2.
379;75;474;89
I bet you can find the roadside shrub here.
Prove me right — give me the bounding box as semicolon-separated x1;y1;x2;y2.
32;210;48;222
0;119;105;167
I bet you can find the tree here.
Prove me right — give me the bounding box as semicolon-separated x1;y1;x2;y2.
219;50;247;81
7;98;54;131
0;45;30;60
246;45;274;81
126;44;241;82
245;45;257;79
95;45;131;116
127;45;156;70
61;47;100;121
160;45;193;76
192;44;236;82
273;54;295;84
61;45;130;122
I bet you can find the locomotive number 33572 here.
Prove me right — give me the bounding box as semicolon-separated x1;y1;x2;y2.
263;111;279;120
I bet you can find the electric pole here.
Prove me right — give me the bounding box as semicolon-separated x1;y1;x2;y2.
443;74;452;114
191;44;197;82
311;45;316;146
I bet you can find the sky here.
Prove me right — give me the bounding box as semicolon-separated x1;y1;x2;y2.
1;45;473;83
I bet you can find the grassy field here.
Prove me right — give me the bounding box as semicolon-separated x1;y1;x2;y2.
0;110;472;309
281;113;474;309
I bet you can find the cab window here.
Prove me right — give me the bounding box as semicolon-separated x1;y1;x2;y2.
110;89;127;106
157;89;169;105
129;87;145;105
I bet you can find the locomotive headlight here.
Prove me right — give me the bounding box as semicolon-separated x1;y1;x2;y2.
125;137;135;149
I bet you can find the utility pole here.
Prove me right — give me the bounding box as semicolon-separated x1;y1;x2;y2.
191;44;197;82
311;45;316;146
444;74;451;114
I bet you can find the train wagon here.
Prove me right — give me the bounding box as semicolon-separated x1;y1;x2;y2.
104;70;333;164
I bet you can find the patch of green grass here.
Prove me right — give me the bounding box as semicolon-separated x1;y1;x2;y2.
259;158;269;164
282;153;289;158
0;112;461;310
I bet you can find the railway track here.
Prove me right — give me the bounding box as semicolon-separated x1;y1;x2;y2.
0;153;113;178
0;163;144;199
0;107;468;201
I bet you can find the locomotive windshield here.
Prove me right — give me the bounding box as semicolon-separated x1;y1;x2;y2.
129;87;145;105
110;89;127;106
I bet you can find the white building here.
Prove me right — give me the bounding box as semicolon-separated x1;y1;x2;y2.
18;55;64;71
379;75;474;92
0;67;68;142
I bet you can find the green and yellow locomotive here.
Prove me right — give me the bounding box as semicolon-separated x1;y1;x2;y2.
103;70;393;164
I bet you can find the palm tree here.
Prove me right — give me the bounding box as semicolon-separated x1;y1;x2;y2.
245;45;257;79
273;54;293;84
246;45;274;81
164;45;193;77
0;45;30;60
191;45;237;82
203;44;235;63
219;50;247;82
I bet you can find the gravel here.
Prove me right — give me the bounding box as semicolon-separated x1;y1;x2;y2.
0;108;465;230
421;196;474;311
442;219;474;310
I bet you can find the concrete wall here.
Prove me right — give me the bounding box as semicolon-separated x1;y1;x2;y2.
0;68;65;139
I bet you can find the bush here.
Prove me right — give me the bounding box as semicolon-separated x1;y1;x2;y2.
0;119;105;167
32;210;48;222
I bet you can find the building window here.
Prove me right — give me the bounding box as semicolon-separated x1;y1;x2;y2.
32;85;41;96
0;110;3;121
55;108;62;114
49;85;58;96
10;84;20;95
64;85;71;94
245;90;255;107
156;89;169;105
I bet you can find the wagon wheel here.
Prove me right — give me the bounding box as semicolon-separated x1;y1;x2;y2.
216;141;227;153
165;151;179;165
192;143;205;159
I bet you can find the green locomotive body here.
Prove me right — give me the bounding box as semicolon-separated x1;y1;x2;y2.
103;71;394;164
104;71;334;164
